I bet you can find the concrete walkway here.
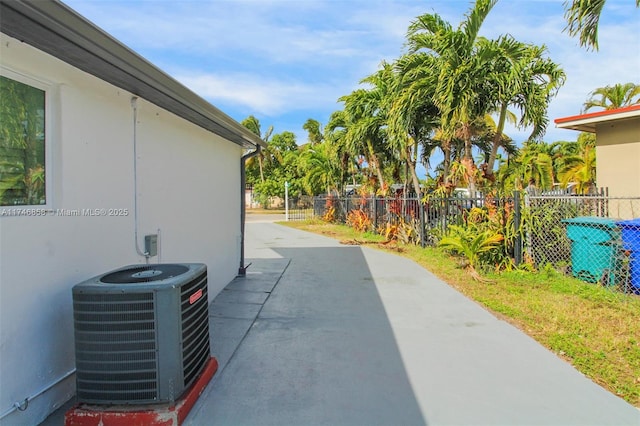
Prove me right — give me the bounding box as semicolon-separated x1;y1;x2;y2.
186;220;640;426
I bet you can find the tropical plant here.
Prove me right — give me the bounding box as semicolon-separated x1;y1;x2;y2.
346;209;372;233
297;142;339;195
582;82;640;112
385;56;443;199
303;118;324;145
248;131;303;207
557;133;597;194
338;79;391;194
564;0;640;50
480;37;565;178
379;218;421;245
322;196;337;222
405;0;501;195
324;109;360;192
241;115;273;184
438;224;504;279
391;50;447;184
496;141;556;191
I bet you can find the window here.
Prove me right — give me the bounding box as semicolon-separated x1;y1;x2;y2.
0;74;47;206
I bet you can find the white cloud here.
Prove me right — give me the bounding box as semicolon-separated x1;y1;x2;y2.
175;71;346;117
64;0;638;146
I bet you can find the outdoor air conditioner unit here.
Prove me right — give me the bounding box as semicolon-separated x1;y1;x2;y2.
72;263;210;405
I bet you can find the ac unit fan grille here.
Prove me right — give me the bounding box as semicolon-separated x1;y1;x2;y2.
100;264;189;283
73;292;159;403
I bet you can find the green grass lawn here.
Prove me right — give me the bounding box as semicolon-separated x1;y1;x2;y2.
281;219;640;407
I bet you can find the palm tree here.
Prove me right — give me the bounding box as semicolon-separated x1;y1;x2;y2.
557;133;597;194
302;118;324;145
420;131;453;187
406;0;499;195
480;36;565;177
338;77;392;193
564;0;639;50
495;141;558;192
390;53;442;198
241;115;273;183
358;61;433;199
485;107;518;159
324;109;358;191
514;141;555;190
297;142;338;195
583;82;640;112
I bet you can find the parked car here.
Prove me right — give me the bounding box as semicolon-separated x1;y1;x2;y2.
452;188;484;209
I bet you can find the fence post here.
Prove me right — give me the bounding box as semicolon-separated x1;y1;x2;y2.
284;181;289;221
419;198;426;248
372;195;377;230
345;196;349;224
514;190;522;266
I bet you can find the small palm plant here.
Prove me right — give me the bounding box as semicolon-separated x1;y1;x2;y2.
439;225;504;280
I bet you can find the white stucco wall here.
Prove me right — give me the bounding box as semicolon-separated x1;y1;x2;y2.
0;34;243;425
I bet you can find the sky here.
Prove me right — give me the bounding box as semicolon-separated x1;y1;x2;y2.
64;0;639;168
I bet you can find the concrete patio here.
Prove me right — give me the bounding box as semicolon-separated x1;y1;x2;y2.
42;215;639;425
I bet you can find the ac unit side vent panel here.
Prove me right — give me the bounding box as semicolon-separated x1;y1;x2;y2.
179;272;210;389
72;263;211;405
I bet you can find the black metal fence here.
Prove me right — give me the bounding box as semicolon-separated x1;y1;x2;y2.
286;191;640;294
308;193;509;243
285;195;315;221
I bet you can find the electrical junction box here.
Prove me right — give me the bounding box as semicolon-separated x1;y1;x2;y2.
145;234;158;257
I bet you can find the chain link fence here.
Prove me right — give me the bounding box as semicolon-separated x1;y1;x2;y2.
294;192;640;295
526;194;640;294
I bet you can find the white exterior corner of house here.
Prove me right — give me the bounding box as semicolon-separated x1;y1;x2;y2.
0;2;262;424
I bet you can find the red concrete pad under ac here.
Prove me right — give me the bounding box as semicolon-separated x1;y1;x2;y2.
64;357;218;426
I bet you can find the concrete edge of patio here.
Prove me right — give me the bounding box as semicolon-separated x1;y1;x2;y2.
207;258;291;373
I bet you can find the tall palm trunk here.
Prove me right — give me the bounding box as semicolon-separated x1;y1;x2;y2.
366;139;385;192
486;102;508;177
442;140;452;186
461;123;477;195
406;146;422;200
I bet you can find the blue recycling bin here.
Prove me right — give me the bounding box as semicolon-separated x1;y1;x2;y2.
563;217;619;284
616;218;640;294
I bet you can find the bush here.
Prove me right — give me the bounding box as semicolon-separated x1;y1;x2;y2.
346;209;372;232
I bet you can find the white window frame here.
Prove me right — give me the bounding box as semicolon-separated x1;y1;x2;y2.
0;67;54;209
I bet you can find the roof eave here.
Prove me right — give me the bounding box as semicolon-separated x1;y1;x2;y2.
0;0;265;149
554;105;640;134
555;122;597;133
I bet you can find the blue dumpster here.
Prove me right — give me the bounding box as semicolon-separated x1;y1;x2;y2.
616;218;640;294
563;217;619;284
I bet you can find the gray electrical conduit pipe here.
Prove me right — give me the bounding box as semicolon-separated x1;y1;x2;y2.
0;369;75;419
239;145;261;276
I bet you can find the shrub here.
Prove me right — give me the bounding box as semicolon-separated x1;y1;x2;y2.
346;209;372;232
439;224;504;279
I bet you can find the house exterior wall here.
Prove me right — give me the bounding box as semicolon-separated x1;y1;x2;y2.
595;118;640;198
0;34;242;425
